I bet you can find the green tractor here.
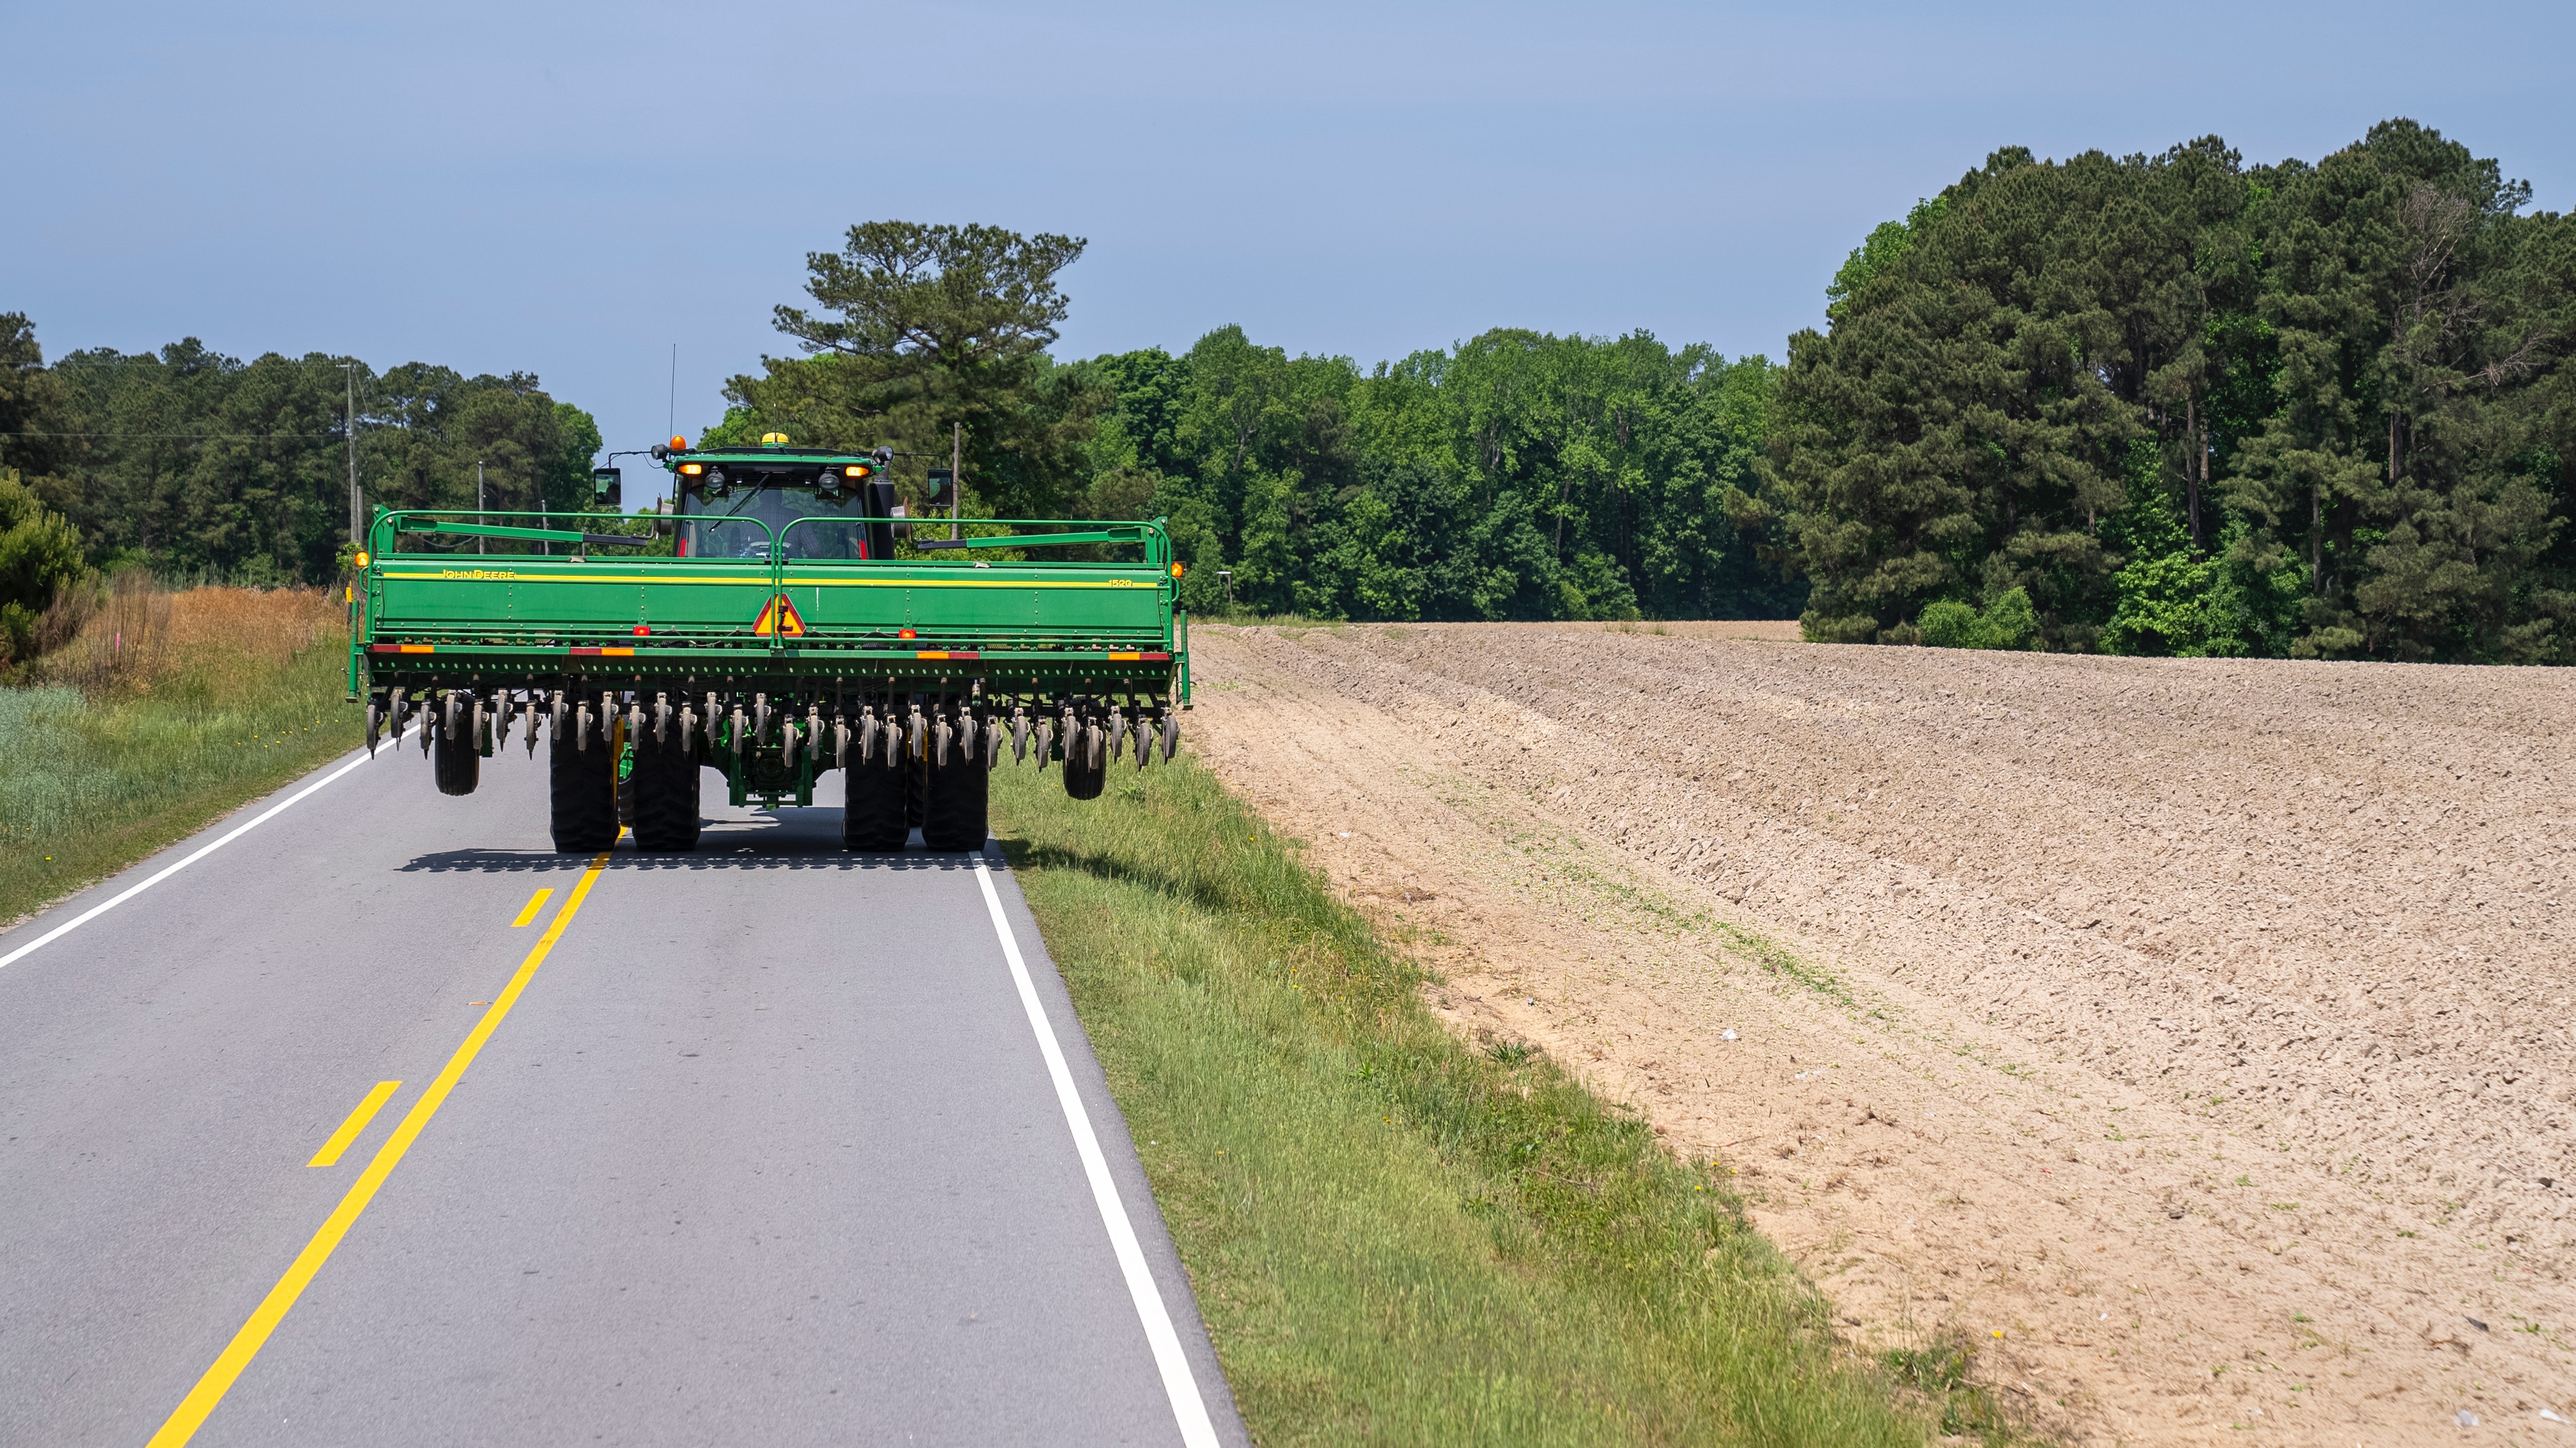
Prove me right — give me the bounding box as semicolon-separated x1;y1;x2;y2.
350;436;1189;853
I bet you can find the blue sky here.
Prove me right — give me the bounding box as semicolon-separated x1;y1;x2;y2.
8;1;2572;465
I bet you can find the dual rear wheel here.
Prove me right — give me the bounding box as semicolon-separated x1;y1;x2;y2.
548;724;700;853
843;747;986;852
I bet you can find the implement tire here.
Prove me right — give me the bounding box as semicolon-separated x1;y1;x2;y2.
432;721;480;797
842;757;909;852
629;731;700;852
1061;727;1105;801
921;747;989;852
549;727;619;853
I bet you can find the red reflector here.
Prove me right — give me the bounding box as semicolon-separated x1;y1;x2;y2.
632;625;651;635
898;628;916;640
1142;652;1172;661
569;647;601;655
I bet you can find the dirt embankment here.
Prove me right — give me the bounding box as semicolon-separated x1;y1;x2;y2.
1185;620;2576;1446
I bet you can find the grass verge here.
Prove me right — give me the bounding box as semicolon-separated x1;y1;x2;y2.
988;754;1943;1447
0;588;360;927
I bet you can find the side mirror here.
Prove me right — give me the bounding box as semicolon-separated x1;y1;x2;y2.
925;468;954;507
592;467;622;507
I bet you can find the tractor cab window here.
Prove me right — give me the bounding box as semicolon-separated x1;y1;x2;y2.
678;482;878;560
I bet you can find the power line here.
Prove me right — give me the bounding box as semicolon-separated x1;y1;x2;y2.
0;430;344;440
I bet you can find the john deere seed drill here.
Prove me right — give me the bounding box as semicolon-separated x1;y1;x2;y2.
349;437;1189;853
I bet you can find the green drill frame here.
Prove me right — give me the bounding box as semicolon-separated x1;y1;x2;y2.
350;449;1192;803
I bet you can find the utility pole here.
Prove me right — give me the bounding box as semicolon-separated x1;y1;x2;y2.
950;421;963;541
340;360;361;550
477;461;486;556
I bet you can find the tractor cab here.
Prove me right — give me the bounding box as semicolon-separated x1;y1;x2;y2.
655;434;901;560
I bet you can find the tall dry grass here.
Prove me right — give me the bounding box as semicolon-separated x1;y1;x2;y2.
1;578;358;923
28;571;342;700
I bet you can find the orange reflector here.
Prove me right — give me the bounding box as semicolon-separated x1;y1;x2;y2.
751;595;807;637
916;650;979;660
398;644;434;653
1106;652;1142;660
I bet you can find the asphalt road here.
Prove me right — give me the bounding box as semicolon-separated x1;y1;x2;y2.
0;737;1244;1447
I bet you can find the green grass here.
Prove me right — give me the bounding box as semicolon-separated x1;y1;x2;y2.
989;755;1950;1447
0;635;359;925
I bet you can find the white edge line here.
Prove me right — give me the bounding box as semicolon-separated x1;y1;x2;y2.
974;854;1222;1448
0;725;417;974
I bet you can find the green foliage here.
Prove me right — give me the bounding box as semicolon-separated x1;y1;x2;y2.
0;468;85;622
1823;198;1947;323
715;223;1799;622
989;757;1938;1446
1776;120;2576;662
1063;326;1799;622
1914;587;2034;650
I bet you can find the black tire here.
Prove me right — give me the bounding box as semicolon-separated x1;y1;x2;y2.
921;744;989;851
549;726;619;853
432;718;480;796
841;754;909;851
629;729;700;852
1061;725;1105;801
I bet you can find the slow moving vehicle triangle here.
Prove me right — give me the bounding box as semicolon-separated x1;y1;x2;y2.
751;594;807;637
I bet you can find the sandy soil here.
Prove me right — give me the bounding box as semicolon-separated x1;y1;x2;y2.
1184;620;2576;1446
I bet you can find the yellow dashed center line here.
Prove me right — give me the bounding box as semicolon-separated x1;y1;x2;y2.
509;888;553;927
304;1082;401;1169
147;849;614;1447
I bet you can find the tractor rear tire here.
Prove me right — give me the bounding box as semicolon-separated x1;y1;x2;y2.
629;733;700;852
549;728;619;853
842;759;909;851
1061;729;1106;801
432;722;480;797
921;748;989;852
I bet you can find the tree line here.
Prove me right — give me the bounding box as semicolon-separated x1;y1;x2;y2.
1766;119;2576;662
11;113;2572;664
716;222;1795;621
0;315;602;660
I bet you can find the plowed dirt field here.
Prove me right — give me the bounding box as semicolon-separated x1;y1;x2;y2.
1187;621;2576;1446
